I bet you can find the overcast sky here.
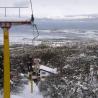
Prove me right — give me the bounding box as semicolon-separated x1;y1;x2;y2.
0;0;98;18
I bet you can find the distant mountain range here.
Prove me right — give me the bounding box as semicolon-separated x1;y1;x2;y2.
35;15;98;30
0;15;98;44
36;14;98;20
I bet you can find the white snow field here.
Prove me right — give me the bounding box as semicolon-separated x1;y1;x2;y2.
0;82;43;98
0;16;31;23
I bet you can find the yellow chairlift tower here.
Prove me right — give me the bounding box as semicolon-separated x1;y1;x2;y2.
0;5;34;98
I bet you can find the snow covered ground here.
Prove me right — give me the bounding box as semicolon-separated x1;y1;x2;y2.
0;82;43;98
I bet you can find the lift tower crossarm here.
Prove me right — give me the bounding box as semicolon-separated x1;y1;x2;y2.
0;7;31;24
0;7;28;17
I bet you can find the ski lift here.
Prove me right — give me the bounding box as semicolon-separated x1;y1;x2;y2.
0;0;39;97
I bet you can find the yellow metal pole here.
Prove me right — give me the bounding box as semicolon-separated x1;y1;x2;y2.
3;24;10;98
30;79;33;93
29;72;33;93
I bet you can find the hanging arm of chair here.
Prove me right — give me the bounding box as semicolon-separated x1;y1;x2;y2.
31;14;34;23
29;0;34;23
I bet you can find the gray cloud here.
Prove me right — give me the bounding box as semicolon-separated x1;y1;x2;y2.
0;0;29;7
0;0;98;18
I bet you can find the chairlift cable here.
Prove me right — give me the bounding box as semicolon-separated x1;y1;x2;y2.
29;0;39;42
29;0;33;14
29;0;34;22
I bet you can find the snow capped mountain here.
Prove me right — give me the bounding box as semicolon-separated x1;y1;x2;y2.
63;15;98;20
36;14;98;20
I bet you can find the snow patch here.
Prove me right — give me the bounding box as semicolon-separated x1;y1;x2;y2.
40;65;57;74
0;82;43;98
0;16;31;22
